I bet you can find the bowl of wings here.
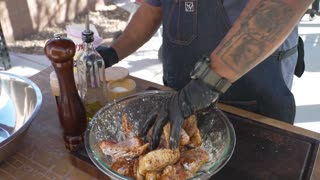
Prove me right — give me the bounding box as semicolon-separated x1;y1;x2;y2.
85;90;236;180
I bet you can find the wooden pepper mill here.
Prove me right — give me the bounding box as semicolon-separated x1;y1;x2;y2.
44;34;87;151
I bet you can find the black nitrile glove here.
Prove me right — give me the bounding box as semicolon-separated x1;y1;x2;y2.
139;79;220;149
96;46;119;68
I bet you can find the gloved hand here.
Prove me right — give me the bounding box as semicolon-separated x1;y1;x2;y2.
139;79;220;149
96;46;119;68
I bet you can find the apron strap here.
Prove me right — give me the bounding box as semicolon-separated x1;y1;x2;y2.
295;36;305;77
273;44;297;61
272;36;305;77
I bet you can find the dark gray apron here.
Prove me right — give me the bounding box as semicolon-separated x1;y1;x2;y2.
160;0;296;124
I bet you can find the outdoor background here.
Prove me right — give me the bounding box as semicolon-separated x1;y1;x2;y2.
2;0;320;133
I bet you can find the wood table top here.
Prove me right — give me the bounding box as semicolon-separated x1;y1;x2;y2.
0;67;318;180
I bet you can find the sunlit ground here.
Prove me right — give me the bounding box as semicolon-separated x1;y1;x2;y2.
292;14;320;132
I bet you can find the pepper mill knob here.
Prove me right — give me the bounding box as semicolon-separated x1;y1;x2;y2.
44;34;87;151
44;33;75;63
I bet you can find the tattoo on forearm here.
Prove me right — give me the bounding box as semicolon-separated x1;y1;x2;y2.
217;1;294;75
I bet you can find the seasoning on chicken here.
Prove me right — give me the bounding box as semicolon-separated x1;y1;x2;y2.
183;115;202;147
98;137;149;160
97;113;209;180
138;149;180;176
179;148;209;174
145;171;161;180
160;165;193;180
111;158;136;178
161;165;176;178
163;124;190;147
122;113;134;139
159;148;209;180
134;158;145;180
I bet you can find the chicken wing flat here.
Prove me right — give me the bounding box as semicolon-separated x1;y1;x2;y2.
179;148;209;174
98;136;149;160
146;123;191;149
183;115;202;147
183;115;198;136
145;171;161;180
138;149;180;176
159;148;208;180
163;124;190;147
161;165;176;179
160;165;193;180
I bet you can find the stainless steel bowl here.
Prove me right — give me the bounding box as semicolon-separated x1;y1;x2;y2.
0;72;42;161
85;91;236;180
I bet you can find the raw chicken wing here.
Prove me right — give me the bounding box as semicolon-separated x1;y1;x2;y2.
138;149;180;176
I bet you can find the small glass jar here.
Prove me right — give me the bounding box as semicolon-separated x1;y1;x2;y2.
107;78;136;102
105;66;136;102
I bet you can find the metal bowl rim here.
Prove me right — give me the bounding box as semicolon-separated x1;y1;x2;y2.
0;72;43;147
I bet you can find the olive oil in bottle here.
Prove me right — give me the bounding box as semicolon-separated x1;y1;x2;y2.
76;15;107;121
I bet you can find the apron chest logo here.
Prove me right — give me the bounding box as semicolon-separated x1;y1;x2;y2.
185;2;194;12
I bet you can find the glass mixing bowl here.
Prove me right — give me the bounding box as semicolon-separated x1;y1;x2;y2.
85;90;235;180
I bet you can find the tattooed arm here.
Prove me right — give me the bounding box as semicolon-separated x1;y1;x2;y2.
210;0;312;83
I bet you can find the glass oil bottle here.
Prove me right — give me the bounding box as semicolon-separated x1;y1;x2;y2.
76;15;107;121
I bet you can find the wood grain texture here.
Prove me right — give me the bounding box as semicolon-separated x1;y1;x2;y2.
218;103;320;140
218;104;320;180
212;113;319;180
